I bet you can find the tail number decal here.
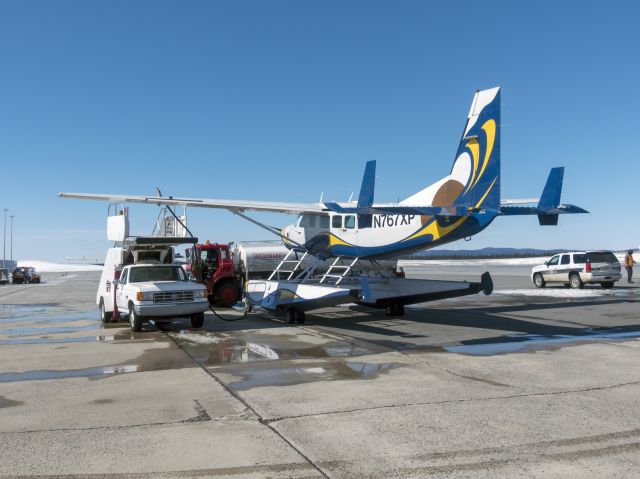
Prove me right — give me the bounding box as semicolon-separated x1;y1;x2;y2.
373;214;415;228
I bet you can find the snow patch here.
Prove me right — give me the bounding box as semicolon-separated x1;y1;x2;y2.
494;288;636;298
399;257;545;267
18;260;103;273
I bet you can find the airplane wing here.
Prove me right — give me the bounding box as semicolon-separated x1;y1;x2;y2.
58;192;326;215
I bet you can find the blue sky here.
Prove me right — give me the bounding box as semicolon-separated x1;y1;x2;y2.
1;0;638;262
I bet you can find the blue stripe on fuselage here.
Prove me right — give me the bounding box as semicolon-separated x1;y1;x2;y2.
313;211;498;259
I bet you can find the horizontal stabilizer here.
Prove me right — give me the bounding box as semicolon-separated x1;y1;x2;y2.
498;167;587;225
500;204;589;216
501;203;588;227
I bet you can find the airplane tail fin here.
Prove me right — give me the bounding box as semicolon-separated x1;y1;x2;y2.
451;87;501;212
537;167;564;225
357;160;376;208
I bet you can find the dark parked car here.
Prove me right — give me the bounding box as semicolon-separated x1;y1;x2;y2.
12;267;33;284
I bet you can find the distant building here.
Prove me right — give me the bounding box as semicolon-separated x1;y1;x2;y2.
1;260;17;271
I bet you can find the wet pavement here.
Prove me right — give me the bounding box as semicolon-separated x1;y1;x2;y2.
1;268;639;477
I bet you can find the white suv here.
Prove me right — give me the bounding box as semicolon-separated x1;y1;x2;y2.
116;264;209;331
531;251;621;289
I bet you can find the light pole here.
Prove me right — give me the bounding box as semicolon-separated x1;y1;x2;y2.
2;208;7;269
10;215;14;264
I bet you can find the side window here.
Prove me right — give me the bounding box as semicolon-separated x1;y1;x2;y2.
319;215;329;229
308;215;316;228
547;256;559;266
573;254;587;263
344;215;356;229
358;214;372;229
332;215;342;229
120;269;128;284
560;255;570;265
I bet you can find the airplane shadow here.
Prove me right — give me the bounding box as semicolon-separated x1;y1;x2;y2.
302;297;640;351
150;296;640;354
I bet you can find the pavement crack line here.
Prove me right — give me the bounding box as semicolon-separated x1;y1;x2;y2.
0;410;248;436
166;331;332;479
264;379;640;425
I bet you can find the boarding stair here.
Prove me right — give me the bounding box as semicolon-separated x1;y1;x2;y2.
269;249;309;281
319;257;359;285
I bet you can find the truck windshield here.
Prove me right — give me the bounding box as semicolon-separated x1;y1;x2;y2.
129;266;187;283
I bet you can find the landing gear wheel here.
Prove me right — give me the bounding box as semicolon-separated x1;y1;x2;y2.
570;273;584;289
129;304;143;332
191;312;205;328
295;311;306;324
533;273;546;289
286;309;296;324
216;283;241;308
601;282;614;289
99;299;112;324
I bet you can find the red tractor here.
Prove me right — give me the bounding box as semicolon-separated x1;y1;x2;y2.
188;241;241;308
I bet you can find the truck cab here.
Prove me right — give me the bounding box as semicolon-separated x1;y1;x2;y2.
115;263;208;332
97;236;206;329
189;241;241;307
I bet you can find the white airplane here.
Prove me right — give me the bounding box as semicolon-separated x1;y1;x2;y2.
60;86;587;262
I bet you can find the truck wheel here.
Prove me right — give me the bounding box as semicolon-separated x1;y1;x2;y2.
99;299;112;324
191;312;205;328
129;304;143;332
286;309;296;324
569;273;584;289
533;273;546;288
295;311;306;324
216;282;240;308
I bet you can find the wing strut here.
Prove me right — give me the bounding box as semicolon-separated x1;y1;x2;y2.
232;210;305;249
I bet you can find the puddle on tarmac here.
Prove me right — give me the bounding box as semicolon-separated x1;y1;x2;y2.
445;328;640;356
218;360;399;390
0;304;56;319
0;336;105;345
0;365;139;382
0;304;101;342
172;330;378;366
0;304;146;344
1;323;100;336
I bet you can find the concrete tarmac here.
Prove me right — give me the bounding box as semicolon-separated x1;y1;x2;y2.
1;265;639;478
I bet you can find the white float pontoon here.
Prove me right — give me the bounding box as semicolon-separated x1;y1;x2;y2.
244;249;493;323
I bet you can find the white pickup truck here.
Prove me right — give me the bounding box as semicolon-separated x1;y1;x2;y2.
115;263;208;332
